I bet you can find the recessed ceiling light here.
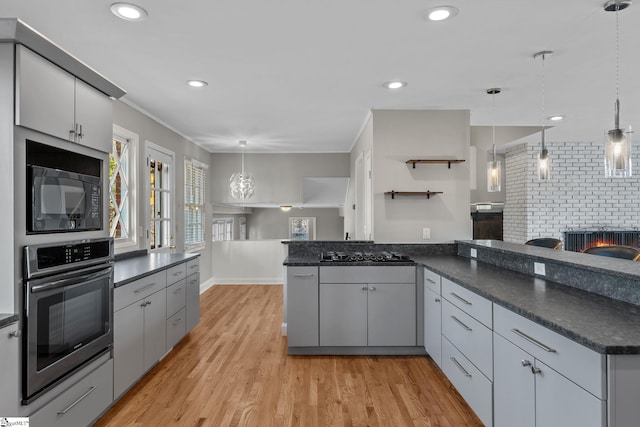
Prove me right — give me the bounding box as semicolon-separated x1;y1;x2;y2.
111;3;148;21
425;6;459;21
548;115;565;121
383;81;407;89
187;80;208;88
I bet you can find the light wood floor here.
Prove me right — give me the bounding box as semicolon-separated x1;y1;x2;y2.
95;285;483;427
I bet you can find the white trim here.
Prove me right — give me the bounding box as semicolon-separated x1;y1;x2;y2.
111;125;138;250
145;142;176;253
200;276;216;294
348;110;373;153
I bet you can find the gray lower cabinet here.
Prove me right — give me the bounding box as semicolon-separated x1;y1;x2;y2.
287;266;319;347
319;266;416;347
186;258;200;333
30;359;113;427
113;287;167;399
424;286;442;367
0;322;20;416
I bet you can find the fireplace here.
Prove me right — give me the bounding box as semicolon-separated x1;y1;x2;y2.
563;228;640;252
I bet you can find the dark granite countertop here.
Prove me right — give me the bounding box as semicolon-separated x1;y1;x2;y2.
0;313;19;329
115;252;200;287
414;255;640;355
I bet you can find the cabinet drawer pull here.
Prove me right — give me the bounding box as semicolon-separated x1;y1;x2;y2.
173;288;184;294
369;286;376;292
450;357;472;378
361;286;368;291
450;315;472;331
173;317;183;326
426;278;437;284
293;274;315;278
449;292;472;305
511;328;557;353
57;386;96;415
173;271;183;277
189;264;198;269
134;283;156;294
435;298;441;303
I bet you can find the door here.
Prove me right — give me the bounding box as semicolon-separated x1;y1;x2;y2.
143;289;167;371
74;78;113;153
319;283;367;346
493;333;535;427
424;287;442;367
146;143;175;252
113;300;144;399
367;283;416;346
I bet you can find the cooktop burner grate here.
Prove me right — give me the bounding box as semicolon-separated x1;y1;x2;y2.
320;251;411;262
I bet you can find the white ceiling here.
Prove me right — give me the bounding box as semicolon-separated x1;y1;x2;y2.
3;0;640;153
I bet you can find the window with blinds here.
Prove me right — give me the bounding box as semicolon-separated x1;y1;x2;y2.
184;158;208;247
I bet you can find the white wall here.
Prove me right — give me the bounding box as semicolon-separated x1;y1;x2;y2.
211;240;286;284
246;207;344;240
364;110;472;243
504;141;640;244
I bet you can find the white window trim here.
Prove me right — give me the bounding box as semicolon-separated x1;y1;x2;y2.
111;125;138;253
212;217;234;242
146;142;176;253
185;157;208;251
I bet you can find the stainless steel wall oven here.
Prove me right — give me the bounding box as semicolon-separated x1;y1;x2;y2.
22;238;113;403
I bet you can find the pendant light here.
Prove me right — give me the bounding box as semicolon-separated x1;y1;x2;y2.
534;50;553;181
487;88;501;192
229;140;256;199
604;0;632;178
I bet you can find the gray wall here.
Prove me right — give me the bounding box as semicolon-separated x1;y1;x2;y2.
246;207;344;240
113;101;214;280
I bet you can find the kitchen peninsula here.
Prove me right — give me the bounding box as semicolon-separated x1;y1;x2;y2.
284;240;640;427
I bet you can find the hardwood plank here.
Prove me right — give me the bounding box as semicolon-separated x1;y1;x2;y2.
95;285;484;427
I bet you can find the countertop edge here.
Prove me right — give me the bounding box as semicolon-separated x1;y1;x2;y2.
0;314;19;329
114;253;200;287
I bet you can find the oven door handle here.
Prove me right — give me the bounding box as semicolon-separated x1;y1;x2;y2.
30;266;113;294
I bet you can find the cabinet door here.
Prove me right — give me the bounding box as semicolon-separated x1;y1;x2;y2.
320;283;367;346
424;287;442;367
493;333;535;427
0;323;20;415
114;301;144;399
287;267;319;347
535;359;606;427
15;45;75;141
143;289;167;372
74;78;113;153
186;272;200;333
367;283;416;346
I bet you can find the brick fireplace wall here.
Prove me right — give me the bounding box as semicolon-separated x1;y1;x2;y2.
503;141;640;245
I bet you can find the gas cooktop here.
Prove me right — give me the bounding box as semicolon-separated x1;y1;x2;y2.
320;251;413;263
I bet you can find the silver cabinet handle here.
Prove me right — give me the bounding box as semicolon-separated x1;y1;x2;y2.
426;278;437;284
450;315;472;331
141;300;151;307
293;274;315;278
189;265;198;269
361;286;368;291
435;298;441;303
369;286;376;291
134;283;156;294
57;386;96;415
450;292;472;305
9;330;21;338
173;271;182;276
531;366;542;375
511;328;557;353
450;357;472;378
77;124;83;140
173;288;184;294
172;317;183;326
521;359;532;367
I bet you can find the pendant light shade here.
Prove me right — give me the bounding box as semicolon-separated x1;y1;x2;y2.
229;140;256;199
534;50;553;181
487;88;501;192
604;0;633;178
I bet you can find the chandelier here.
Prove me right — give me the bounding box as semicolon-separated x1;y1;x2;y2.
229;140;255;199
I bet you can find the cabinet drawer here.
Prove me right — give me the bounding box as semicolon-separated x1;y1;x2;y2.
114;270;166;311
493;304;606;399
167;308;186;349
186;257;200;276
441;278;492;328
320;266;415;284
442;300;493;379
167;279;186;318
166;263;187;285
442;337;492;427
30;359;113;427
424;268;441;294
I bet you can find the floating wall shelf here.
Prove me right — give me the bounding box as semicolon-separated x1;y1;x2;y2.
406;159;465;169
385;190;444;200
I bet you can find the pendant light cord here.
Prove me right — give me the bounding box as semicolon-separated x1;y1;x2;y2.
492;92;496;162
541;54;546;150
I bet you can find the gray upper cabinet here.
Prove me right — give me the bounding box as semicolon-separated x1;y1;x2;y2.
15;45;112;153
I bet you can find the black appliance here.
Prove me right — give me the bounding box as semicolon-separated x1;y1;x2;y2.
27;139;103;233
22;238;114;403
320;251;412;262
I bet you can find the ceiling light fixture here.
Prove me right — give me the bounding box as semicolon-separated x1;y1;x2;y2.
229;141;256;200
534;50;554;181
425;6;459;21
604;0;632;178
187;80;208;88
548;115;565;122
383;81;407;90
487;88;502;193
110;3;148;21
